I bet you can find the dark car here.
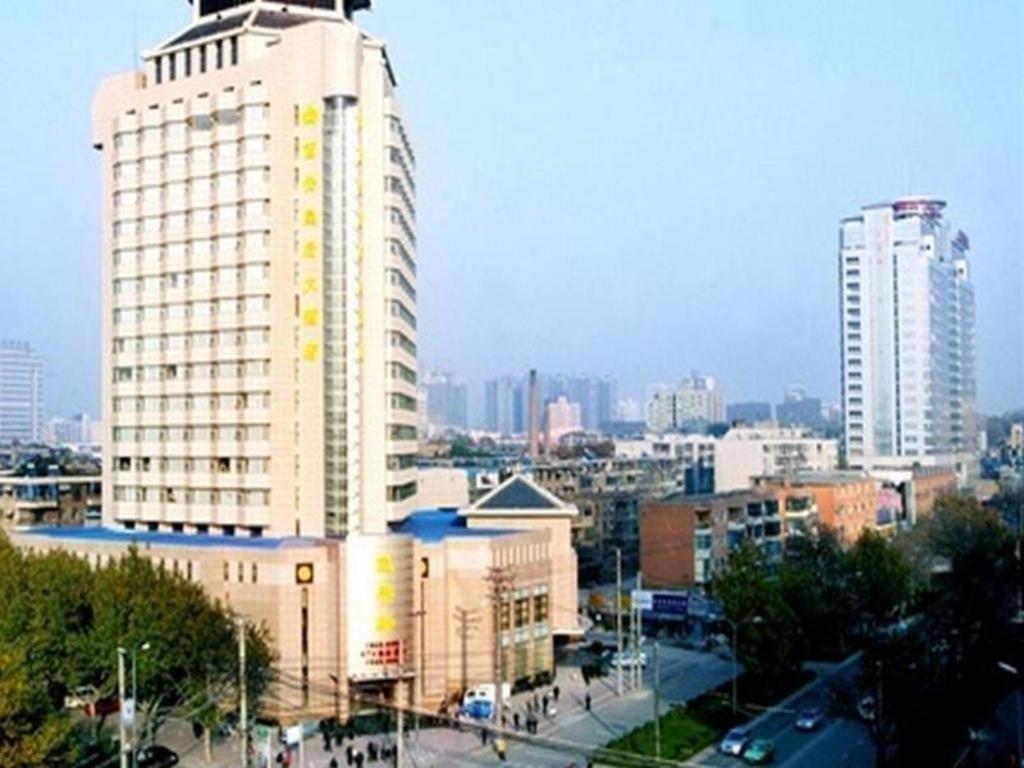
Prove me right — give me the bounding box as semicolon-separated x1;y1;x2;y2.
795;707;825;732
136;745;179;768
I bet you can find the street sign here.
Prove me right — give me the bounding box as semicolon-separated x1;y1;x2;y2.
120;698;135;728
651;591;688;616
632;589;654;611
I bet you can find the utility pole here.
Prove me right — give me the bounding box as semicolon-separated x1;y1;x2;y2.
118;648;128;768
634;570;644;691
615;547;623;696
486;566;513;726
239;619;248;768
653;641;662;761
454;607;480;694
396;697;405;768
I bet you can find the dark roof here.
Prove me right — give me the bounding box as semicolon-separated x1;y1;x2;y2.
164;9;318;49
166;13;249;46
17;526;314;550
390;510;515;543
478;477;558;510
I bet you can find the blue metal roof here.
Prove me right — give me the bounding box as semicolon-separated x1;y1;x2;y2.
16;526;314;550
390;509;516;543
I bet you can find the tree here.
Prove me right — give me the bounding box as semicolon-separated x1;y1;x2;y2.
0;534;272;763
712;544;799;689
779;529;856;658
848;529;916;634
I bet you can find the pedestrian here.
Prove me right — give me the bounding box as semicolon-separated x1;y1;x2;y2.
542;694;549;714
526;700;533;716
533;692;540;710
513;712;520;731
355;750;365;768
368;741;378;762
553;685;560;703
481;726;489;745
495;737;508;762
346;744;354;766
330;759;339;768
584;692;591;711
501;712;508;728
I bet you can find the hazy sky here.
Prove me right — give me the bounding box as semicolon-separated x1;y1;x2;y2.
1;1;1020;421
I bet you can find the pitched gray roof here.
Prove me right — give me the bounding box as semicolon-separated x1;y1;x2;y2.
478;477;558;510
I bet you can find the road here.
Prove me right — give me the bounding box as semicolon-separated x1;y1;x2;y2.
694;654;875;768
163;644;736;767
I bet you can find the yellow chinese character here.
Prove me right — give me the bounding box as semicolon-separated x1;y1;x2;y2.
302;175;319;194
301;141;319;160
301;240;318;260
375;615;397;633
301;342;319;362
375;555;394;574
301;307;320;327
301;276;318;295
301;105;320;126
376;583;395;605
302;208;318;227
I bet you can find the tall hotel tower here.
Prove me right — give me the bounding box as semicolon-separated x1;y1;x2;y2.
839;197;976;472
96;0;419;541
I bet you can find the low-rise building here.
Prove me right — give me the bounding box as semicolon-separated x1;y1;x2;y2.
0;475;102;531
714;426;838;492
640;490;786;590
754;471;881;545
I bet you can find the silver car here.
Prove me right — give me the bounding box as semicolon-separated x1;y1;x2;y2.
719;726;753;756
795;708;825;731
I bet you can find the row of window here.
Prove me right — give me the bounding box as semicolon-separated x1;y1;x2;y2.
114;107;268;155
389;239;417;277
387;425;417;441
114;265;269;295
113;392;270;413
114;139;270;179
112;329;270;354
387;480;417;502
387;269;416;303
389;299;416;330
114;171;270;210
387;115;416;168
388;393;417;412
153;36;239;85
115;234;269;265
114;486;270;505
113;425;270;442
388;207;416;247
389;330;416;357
385;176;416;221
113;203;270;237
113;361;268;382
388;361;417;386
115;456;269;473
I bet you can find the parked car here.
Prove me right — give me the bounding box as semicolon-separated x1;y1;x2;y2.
64;685;98;710
136;745;179;767
742;738;775;765
719;726;753;756
608;650;648;669
795;707;825;732
857;695;877;722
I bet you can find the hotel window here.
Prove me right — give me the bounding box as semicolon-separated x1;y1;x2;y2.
154;57;163;85
230;37;239;66
169;53;177;81
215;40;223;69
251;563;258;584
184;49;192;78
200;45;207;73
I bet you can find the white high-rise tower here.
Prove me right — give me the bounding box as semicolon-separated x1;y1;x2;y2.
839;197;976;469
95;0;419;540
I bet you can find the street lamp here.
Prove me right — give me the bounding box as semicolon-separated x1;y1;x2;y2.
998;661;1023;767
723;615;763;715
124;642;151;768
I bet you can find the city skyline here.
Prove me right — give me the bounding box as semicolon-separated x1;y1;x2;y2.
1;0;1021;418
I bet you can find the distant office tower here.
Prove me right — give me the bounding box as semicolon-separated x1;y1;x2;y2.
776;386;823;430
616;397;643;423
546;374;616;431
46;414;94;445
484;376;516;434
96;2;420;536
726;402;773;424
646;373;725;432
423;372;467;430
839;197;976;464
0;342;44;443
545;396;582;444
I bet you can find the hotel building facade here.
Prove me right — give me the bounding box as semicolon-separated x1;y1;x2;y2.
15;0;579;727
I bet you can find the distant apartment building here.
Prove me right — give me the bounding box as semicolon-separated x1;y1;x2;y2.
616;397;643;423
424;371;467;431
545;396;582;443
484;376;517;434
726;401;773;424
776;386;824;430
645;373;725;432
45;414;97;446
714;426;838;492
532;455;685;584
0;341;44;443
839;197;976;469
640;489;813;590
